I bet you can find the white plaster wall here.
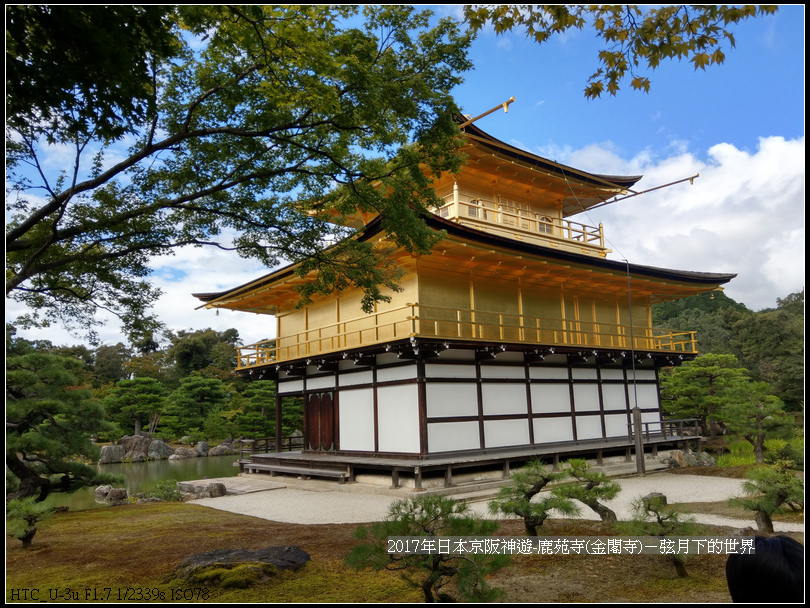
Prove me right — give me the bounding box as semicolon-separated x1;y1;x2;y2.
427;421;480;453
480;365;525;379
338;388;375;451
628;383;659;409
338;369;373;387
426;383;478;417
600;369;625;380
530;384;571;413
601;384;627;411
572;384;601;412
533;417;574;443
307;375;336;390
277;378;303;395
576;415;603;440
425;363;476;379
484;419;530;448
529;367;569;380
377;384;420;453
641;411;663;433
377;364;417;383
604;413;629;438
482;383;527;415
572;368;597;380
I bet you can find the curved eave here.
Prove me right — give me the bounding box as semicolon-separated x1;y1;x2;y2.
194;213;735;312
461;121;643;193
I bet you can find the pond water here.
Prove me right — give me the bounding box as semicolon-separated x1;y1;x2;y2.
50;455;241;512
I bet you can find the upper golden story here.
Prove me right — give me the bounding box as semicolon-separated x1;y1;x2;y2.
192;122;735;369
335;120;642;258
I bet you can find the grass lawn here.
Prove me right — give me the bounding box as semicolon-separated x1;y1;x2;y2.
7;490;803;603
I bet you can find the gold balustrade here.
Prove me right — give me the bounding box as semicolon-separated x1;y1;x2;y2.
436;198;606;251
235;303;697;370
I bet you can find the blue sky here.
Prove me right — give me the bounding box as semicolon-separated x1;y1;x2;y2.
8;6;805;347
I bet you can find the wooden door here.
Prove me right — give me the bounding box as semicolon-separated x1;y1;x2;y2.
319;393;334;451
305;392;335;451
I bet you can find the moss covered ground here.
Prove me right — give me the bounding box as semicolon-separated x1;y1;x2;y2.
6;471;804;603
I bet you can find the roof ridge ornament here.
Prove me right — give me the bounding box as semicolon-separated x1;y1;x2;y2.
458;96;516;129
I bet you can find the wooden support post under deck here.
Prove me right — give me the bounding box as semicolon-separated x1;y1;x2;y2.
503;460;511;478
596;449;604;466
414;466;423;491
552;454;560;470
625;446;632;462
390;468;399;490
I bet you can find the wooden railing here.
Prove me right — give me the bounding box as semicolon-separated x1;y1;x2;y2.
236;304;698;369
239;435;304;458
436;197;606;250
628;418;702;442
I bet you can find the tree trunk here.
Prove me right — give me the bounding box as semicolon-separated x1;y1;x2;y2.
6;452;51;502
670;554;689;578
20;529;36;549
588;500;618;522
754;510;774;534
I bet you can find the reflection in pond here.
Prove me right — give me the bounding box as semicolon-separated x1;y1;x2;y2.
50;455;241;512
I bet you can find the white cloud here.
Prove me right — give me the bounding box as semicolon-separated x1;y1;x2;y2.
588;136;805;311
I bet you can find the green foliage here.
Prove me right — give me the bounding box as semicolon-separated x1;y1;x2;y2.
489;460;579;536
92;343;132;385
6;5;473;342
149;480;185;502
167;329;241;378
715;440;756;467
103;377;167;435
619;493;697;578
347;495;509;602
6;497;55;548
659;354;749;439
463;5;778;98
730;463;804;534
652;291;750;326
162;376;228;438
5;6;180;141
763;436;804;469
721;381;792;464
732;291;804;411
553;459;621;522
6;352;121;501
654;291;804;412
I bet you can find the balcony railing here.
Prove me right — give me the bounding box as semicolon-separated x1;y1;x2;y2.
436;197;606;252
235;303;697;369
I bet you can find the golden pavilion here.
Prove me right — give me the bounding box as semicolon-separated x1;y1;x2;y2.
194;119;734;486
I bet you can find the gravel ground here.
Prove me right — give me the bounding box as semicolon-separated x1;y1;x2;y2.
191;472;804;532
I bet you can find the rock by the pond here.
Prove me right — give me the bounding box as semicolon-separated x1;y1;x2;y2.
177;481;228;499
98;436;175;464
196;441;210;456
209;443;237;456
119;435;152;456
148;439;175;460
169;447;199;460
99;444;126;464
172;547;310;588
95;485;129;504
95;484;114;498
